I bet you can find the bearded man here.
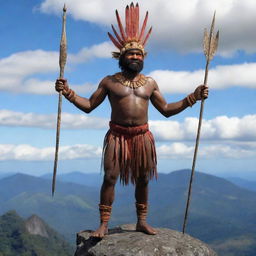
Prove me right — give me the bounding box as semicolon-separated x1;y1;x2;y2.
55;3;208;238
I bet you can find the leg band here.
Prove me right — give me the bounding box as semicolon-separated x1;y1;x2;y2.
136;203;148;222
99;204;112;223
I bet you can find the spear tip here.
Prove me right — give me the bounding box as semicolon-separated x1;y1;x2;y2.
63;4;67;12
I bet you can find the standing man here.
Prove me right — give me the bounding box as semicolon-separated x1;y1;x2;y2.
55;3;208;238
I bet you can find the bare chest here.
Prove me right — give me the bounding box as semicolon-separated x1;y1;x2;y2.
108;81;154;101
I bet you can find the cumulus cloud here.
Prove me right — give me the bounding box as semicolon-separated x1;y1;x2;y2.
157;141;256;159
0;42;113;94
148;62;256;94
39;0;256;55
0;110;108;129
0;141;255;161
1;51;256;94
0;144;102;161
1;110;255;142
150;115;256;141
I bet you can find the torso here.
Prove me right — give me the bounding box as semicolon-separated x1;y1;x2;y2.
104;73;156;126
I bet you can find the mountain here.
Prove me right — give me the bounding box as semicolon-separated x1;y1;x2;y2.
1;170;256;256
41;171;102;187
0;173;100;242
227;177;256;192
0;211;73;256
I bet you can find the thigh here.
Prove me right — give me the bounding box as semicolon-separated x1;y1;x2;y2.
140;134;155;176
103;135;120;182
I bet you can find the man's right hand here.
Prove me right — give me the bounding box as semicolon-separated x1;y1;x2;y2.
55;78;69;95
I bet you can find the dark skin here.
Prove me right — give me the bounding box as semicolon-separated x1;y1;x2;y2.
56;49;208;238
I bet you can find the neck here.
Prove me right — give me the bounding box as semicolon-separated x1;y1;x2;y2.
122;70;140;80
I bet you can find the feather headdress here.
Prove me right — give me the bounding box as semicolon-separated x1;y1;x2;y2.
108;2;152;59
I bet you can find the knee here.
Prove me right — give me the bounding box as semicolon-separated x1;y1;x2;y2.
136;175;149;186
103;172;118;187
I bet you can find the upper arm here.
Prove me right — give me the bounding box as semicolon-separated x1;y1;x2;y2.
150;81;168;116
73;77;108;113
88;77;108;110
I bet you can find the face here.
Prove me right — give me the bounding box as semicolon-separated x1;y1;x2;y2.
119;49;144;73
124;49;144;61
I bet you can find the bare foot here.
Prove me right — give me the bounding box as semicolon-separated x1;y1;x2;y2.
136;221;157;235
90;223;108;238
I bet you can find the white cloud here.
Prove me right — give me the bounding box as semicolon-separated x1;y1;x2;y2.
0;141;255;161
148;63;256;93
0;42;113;94
0;110;108;129
1;110;255;142
39;0;256;55
0;144;102;161
1;51;256;94
157;141;256;159
150;115;256;141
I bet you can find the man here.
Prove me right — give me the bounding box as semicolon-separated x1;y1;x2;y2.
55;3;208;238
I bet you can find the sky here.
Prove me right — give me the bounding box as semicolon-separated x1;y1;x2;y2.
0;0;255;179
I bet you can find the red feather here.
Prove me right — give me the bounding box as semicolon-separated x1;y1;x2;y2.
108;32;122;49
130;3;135;38
135;3;139;37
142;26;152;46
139;11;148;41
111;25;123;44
125;5;130;38
116;10;126;41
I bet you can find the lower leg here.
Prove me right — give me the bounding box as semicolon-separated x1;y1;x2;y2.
91;177;116;238
135;178;157;235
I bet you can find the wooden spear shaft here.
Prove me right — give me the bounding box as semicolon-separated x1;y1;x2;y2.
52;5;67;196
182;12;219;234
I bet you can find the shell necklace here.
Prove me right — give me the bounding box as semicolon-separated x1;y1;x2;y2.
114;72;147;89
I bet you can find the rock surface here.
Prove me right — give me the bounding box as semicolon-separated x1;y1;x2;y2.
25;214;49;238
74;224;218;256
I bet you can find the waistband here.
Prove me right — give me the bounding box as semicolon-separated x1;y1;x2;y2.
109;121;149;136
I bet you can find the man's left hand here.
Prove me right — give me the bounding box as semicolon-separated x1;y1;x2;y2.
194;85;209;100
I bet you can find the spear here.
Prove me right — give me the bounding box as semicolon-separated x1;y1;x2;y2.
182;12;219;234
52;4;67;196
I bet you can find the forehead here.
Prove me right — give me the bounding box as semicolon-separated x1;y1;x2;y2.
125;49;143;55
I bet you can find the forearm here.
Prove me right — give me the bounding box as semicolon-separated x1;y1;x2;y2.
63;90;95;113
162;93;197;117
72;95;94;113
62;84;107;113
162;98;188;117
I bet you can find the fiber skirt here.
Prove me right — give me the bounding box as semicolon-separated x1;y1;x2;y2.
102;122;157;185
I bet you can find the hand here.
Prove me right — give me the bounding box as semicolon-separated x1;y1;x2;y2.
55;78;69;95
194;84;208;100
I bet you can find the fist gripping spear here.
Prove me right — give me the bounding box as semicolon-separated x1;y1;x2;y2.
55;3;208;238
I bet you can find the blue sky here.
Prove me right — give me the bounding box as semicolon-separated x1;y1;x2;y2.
0;0;255;179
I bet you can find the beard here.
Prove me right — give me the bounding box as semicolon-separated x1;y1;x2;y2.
119;56;144;73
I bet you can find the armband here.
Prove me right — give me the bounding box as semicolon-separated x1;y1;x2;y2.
186;93;197;107
64;88;76;103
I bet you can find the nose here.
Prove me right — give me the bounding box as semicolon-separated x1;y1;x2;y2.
131;53;140;59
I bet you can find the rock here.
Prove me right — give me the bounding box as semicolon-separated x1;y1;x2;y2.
74;224;218;256
25;214;49;238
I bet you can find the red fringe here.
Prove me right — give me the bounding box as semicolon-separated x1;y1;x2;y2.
102;122;157;185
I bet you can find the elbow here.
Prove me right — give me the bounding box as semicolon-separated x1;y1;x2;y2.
162;112;170;118
84;108;92;114
161;106;172;118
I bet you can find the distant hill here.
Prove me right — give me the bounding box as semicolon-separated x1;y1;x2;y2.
41;171;102;187
0;173;99;242
0;211;73;256
1;170;256;256
227;177;256;192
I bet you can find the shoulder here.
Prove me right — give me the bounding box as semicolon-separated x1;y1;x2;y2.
98;75;113;88
145;75;159;90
